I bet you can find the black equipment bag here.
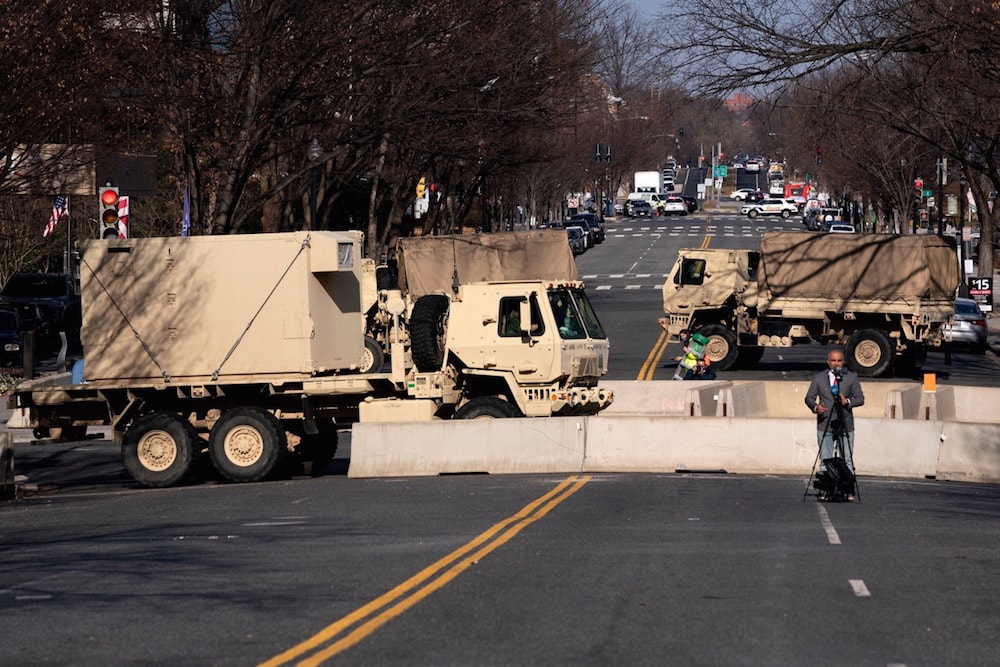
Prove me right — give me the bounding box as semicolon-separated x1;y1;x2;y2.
814;457;856;498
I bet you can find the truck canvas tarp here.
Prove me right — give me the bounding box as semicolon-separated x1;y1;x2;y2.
396;230;578;299
758;232;960;302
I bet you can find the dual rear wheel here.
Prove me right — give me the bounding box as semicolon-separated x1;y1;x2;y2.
123;407;305;487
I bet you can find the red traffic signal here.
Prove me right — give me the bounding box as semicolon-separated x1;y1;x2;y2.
914;179;923;189
100;187;119;207
98;185;120;238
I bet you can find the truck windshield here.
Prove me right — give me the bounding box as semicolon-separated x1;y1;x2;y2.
547;287;607;340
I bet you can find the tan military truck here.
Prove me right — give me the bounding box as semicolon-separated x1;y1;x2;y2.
659;231;960;376
10;230;612;487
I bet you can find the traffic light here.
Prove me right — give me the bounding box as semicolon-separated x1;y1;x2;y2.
816;147;824;165
914;178;923;190
99;185;120;239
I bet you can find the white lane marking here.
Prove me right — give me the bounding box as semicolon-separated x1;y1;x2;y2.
595;285;612;291
625;285;640;290
609;274;625;278
581;274;598;279
817;504;842;544
636;273;651;277
849;579;871;597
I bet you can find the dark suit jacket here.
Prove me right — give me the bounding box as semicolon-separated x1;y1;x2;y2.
804;368;865;432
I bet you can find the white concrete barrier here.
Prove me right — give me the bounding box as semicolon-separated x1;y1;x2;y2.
947;386;1000;423
936;422;1000;484
346;381;1000;484
584;416;817;474
600;380;729;416
885;385;925;419
349;417;586;478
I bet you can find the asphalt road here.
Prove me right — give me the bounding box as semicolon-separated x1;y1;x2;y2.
4;449;1000;665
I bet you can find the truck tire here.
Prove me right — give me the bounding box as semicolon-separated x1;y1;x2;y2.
410;294;450;372
698;324;739;370
122;412;197;488
209;407;285;483
454;396;522;419
359;335;385;373
846;328;893;377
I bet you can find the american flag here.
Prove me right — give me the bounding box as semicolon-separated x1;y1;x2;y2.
43;195;68;237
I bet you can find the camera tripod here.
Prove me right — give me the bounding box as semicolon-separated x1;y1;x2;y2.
803;392;860;502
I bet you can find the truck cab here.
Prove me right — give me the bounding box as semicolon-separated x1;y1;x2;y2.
409;280;612;417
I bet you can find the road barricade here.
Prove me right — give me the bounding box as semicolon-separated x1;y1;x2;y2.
348;381;1000;483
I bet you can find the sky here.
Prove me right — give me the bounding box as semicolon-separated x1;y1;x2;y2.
628;0;661;17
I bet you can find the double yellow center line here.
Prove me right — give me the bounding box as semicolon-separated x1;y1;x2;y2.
636;233;712;381
261;475;592;666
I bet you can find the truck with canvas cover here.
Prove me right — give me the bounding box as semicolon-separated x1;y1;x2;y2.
363;229;611;418
10;230;612;487
361;229;579;370
659;231;959;376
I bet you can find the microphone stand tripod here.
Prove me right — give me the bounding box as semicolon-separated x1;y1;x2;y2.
803;382;860;502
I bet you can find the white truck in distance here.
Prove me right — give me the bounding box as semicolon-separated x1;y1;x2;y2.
659;231;960;377
633;171;662;194
10;230;613;487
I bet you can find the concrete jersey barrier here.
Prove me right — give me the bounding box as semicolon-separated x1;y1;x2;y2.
349;381;1000;484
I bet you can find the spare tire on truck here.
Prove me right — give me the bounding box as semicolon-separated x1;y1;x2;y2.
409;294;450;372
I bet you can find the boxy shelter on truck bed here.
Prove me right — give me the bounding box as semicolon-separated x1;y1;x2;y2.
79;231;365;384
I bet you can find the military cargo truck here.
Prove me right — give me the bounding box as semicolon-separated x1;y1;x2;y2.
659;231;960;377
10;230;612;487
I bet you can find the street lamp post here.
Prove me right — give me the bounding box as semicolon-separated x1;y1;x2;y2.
307;138;322;230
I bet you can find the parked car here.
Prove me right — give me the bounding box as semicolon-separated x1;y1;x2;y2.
566;226;587;256
946;297;988;354
742;198;799;218
625;199;653;217
0;272;81;357
659;196;688;216
0;307;22;368
569;213;605;243
787;195;807;211
566;217;594;248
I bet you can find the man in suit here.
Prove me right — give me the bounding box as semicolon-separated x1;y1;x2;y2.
804;348;865;473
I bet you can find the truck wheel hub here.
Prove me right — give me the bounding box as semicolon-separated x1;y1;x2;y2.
137;430;177;471
223;426;263;466
855;340;882;365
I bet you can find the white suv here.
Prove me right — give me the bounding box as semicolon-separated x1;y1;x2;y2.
741;198;799;218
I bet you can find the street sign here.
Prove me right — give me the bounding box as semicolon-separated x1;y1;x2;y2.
922;189;934;198
968;276;994;312
713;165;728;179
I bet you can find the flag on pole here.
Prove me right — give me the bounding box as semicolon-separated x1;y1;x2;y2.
117;196;129;238
43;195;69;237
181;186;191;237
